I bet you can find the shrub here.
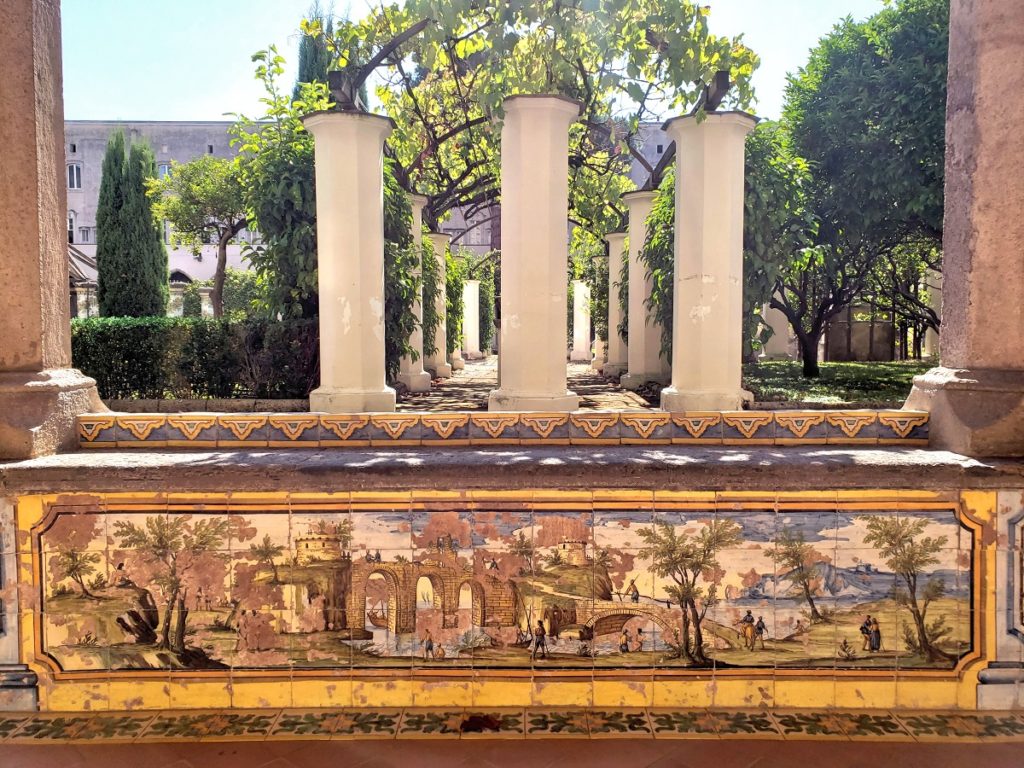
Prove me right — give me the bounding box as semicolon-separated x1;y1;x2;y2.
71;317;318;400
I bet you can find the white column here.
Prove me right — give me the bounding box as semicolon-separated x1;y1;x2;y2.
488;95;581;411
199;286;214;317
396;194;432;392
591;338;606;372
603;232;627;376
424;232;453;378
619;191;666;390
570;279;591;361
760;299;792;359
660;111;757;412
462;279;481;358
303;110;396;412
922;268;942;358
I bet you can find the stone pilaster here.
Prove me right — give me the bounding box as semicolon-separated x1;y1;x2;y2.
0;0;103;460
424;232;453;378
462;280;482;359
303;109;396;412
570;279;591;362
603;232;628;376
488;95;581;412
397;194;432;392
660;111;756;412
619;191;668;391
906;0;1024;457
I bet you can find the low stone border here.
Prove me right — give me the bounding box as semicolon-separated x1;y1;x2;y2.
0;707;1020;742
76;410;929;449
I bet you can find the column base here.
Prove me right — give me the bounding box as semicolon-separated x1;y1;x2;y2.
396;370;432;393
601;362;627;378
463;350;485;360
309;386;396;413
425;361;453;379
978;664;1024;709
620;372;670;391
659;386;753;412
0;665;38;711
451;357;465;371
0;368;104;460
905;366;1024;456
488;389;579;412
569;350;591;363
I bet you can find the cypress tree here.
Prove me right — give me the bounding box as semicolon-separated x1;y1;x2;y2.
292;2;334;102
96;131;168;316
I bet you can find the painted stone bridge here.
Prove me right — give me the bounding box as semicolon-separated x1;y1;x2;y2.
346;558;518;636
576;600;680;639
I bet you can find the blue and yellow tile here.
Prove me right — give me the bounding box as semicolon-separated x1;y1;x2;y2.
877;410;929;445
518;413;571;445
165;413;219;447
619;412;672;444
668;412;724;444
468;413;520;445
368;413;422;446
773;411;828;445
78;414;117;448
267;413;321;447
421;413;471;446
722;411;775;444
319;414;371;446
114;414;167;448
569;412;620;445
217;413;269;447
825;411;878;444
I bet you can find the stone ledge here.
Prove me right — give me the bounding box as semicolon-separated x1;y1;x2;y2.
75;409;930;450
2;446;1020;494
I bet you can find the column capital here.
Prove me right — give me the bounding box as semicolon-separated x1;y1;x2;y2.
662;110;758;140
301;109;395;138
621;189;658;207
503;93;583;119
409;193;430;212
604;231;627;247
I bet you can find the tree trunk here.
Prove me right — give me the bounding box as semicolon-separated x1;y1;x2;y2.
271;561;280;584
172;597;189;653
73;574;95;599
801;580;824;623
212;234;229;319
797;333;821;378
686;598;709;665
678;605;694;664
158;589;177;649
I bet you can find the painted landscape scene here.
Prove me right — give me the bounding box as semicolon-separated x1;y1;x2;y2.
37;502;973;673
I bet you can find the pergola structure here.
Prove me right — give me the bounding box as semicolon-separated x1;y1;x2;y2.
2;0;1024;748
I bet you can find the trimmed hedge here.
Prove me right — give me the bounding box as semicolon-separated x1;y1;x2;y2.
71;317;318;400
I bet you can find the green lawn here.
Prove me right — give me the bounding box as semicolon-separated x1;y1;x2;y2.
742;360;931;407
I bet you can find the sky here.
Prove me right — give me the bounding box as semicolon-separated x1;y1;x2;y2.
61;0;886;123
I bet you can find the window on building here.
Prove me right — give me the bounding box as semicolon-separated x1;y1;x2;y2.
79;227;90;243
67;211;76;244
656;144;664;154
157;162;171;179
207;144;214;154
69;142;77;153
67;163;82;189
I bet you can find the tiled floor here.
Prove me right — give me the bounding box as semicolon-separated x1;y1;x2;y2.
3;734;1024;768
397;359;653;411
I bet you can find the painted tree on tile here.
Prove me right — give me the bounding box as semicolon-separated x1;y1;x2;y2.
766;527;828;624
53;548;102;599
249;534;284;584
861;516;954;662
637;519;741;665
114;516;231;654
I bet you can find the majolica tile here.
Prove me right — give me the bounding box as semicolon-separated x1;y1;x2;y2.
0;714;32;740
141;712;212;740
722;411;775;444
897;712;1024;740
825;411;879;444
320;414;371;446
877;411;929;445
770;711;850;739
712;710;782;739
668;412;724;444
217;414;269;447
774;412;828;445
115;414;167;447
832;712;912;739
468;413;520;445
519;413;571;445
266;413;321;447
458;710;525;738
619;412;672;444
587;710;653;737
649;710;722;737
397;710;465;737
269;709;339;739
524;710;590;736
330;710;402;738
8;714;99;742
78;414;117;448
165;413;219;447
569;412;620;445
421;413;471;445
368;413;422;446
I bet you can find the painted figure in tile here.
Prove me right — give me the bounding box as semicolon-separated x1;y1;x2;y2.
869;618;882;652
754;616;768;650
860;615;872;650
532;620;548;659
619;628;630;653
423;629;435;660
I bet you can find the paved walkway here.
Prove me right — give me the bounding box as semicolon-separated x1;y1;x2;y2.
398;357;654;411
